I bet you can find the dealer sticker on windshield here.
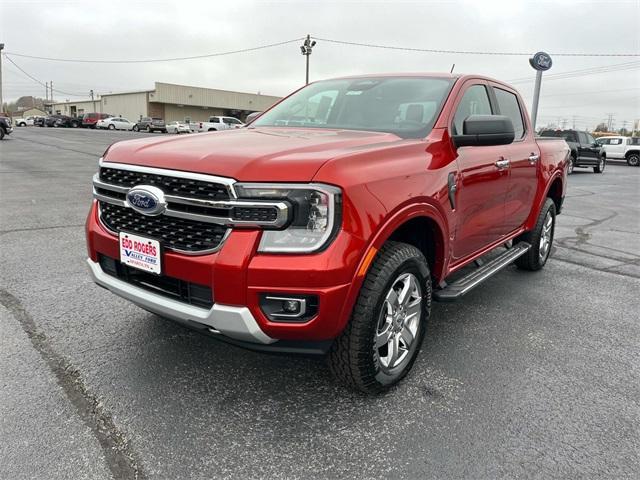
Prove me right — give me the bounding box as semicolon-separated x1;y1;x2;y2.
119;232;161;274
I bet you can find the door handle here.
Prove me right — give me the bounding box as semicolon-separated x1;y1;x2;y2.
495;159;510;169
528;153;540;164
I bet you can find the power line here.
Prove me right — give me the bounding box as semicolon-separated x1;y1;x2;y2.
312;36;640;57
3;38;305;64
508;61;640;84
3;54;86;96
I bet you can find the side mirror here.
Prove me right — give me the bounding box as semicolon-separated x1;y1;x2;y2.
453;115;515;148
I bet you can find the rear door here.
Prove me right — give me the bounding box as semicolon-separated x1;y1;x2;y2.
577;132;597;161
490;84;539;233
450;82;511;260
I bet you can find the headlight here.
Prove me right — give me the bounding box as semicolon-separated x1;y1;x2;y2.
234;183;342;253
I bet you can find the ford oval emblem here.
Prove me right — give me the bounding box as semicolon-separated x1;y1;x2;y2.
126;185;167;216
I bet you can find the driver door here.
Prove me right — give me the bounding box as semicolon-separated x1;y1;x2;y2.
450;82;511;261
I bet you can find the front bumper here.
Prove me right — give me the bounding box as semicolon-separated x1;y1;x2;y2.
86;201;365;345
87;258;275;344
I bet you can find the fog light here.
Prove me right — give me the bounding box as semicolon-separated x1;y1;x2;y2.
283;299;300;313
259;294;318;322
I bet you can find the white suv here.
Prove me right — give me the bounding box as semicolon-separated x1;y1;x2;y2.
597;136;640;166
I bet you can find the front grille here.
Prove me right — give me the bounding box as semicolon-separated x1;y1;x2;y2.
99;167;230;200
99;254;213;308
100;202;228;252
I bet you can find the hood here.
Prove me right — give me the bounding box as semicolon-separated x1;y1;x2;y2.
104;127;404;181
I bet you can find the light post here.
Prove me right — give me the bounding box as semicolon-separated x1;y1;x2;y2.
300;35;316;85
529;51;552;132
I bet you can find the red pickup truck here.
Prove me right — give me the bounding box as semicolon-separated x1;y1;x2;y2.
87;73;569;393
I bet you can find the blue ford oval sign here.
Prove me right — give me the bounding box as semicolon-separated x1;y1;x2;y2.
126;185;167;216
529;51;552;71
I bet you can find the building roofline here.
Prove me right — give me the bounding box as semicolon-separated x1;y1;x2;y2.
154;81;281;99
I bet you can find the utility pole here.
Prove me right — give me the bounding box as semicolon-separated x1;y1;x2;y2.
50;81;53;103
300;34;316;85
606;113;615;132
45;82;48;102
572;115;577;130
90;89;95;113
0;43;4;113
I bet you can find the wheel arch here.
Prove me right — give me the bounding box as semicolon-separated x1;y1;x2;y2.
546;175;564;214
336;204;449;339
626;149;640;158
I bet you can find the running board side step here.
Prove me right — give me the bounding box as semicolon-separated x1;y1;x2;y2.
434;242;531;302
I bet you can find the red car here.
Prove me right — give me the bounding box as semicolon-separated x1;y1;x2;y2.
86;73;569;393
82;112;111;128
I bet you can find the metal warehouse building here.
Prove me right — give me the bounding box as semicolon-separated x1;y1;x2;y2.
50;82;281;123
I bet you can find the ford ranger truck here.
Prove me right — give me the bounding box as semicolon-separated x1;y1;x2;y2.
86;74;569;393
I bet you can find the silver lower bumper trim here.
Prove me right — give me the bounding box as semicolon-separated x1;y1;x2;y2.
87;259;275;344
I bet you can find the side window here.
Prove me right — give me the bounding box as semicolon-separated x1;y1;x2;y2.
610;138;621;145
494;88;525;139
212;117;220;123
578;132;588;144
453;85;492;135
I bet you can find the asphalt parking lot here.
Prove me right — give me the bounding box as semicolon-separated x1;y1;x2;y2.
1;127;639;479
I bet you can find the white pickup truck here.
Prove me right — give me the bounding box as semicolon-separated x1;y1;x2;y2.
15;116;36;127
197;116;244;132
596;136;640;166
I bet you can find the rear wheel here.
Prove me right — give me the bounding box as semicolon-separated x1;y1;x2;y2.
627;153;640;167
328;242;431;394
147;125;152;133
108;124;115;130
133;125;139;132
515;198;556;271
593;156;605;173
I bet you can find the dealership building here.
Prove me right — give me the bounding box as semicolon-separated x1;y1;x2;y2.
50;82;281;122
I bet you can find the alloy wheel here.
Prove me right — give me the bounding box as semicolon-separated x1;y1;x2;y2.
539;211;553;262
375;272;422;373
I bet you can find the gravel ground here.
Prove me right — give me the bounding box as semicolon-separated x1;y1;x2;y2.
1;127;639;479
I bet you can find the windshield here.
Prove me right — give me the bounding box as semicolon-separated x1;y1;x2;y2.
253;76;455;139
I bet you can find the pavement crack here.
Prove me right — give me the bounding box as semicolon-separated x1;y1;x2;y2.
0;288;145;480
0;224;86;236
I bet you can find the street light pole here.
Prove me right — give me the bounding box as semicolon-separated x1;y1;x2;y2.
300;35;316;85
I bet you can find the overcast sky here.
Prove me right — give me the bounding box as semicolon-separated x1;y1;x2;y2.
2;0;639;130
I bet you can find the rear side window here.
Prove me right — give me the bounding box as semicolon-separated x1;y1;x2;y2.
494;88;525;139
453;85;492;135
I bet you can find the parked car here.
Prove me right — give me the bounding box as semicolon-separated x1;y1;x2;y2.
15;116;35;127
539;129;605;174
596;136;640;166
197;116;244;132
96;117;136;131
166;121;191;134
50;115;82;128
0;116;13;140
132;117;166;133
86;73;570;393
82;112;111;129
34;116;46;127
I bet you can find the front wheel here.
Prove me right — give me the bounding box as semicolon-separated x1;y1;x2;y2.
567;155;575;175
328;242;431;394
627;153;640;167
133;125;139;132
593;157;605;173
515;198;556;271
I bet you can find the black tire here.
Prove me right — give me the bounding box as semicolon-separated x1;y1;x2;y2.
567;155;575;175
108;124;115;130
626;153;640;167
593;156;605;173
0;128;5;140
515;198;556;271
147;126;152;133
328;241;431;394
133;125;139;132
208;128;217;132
